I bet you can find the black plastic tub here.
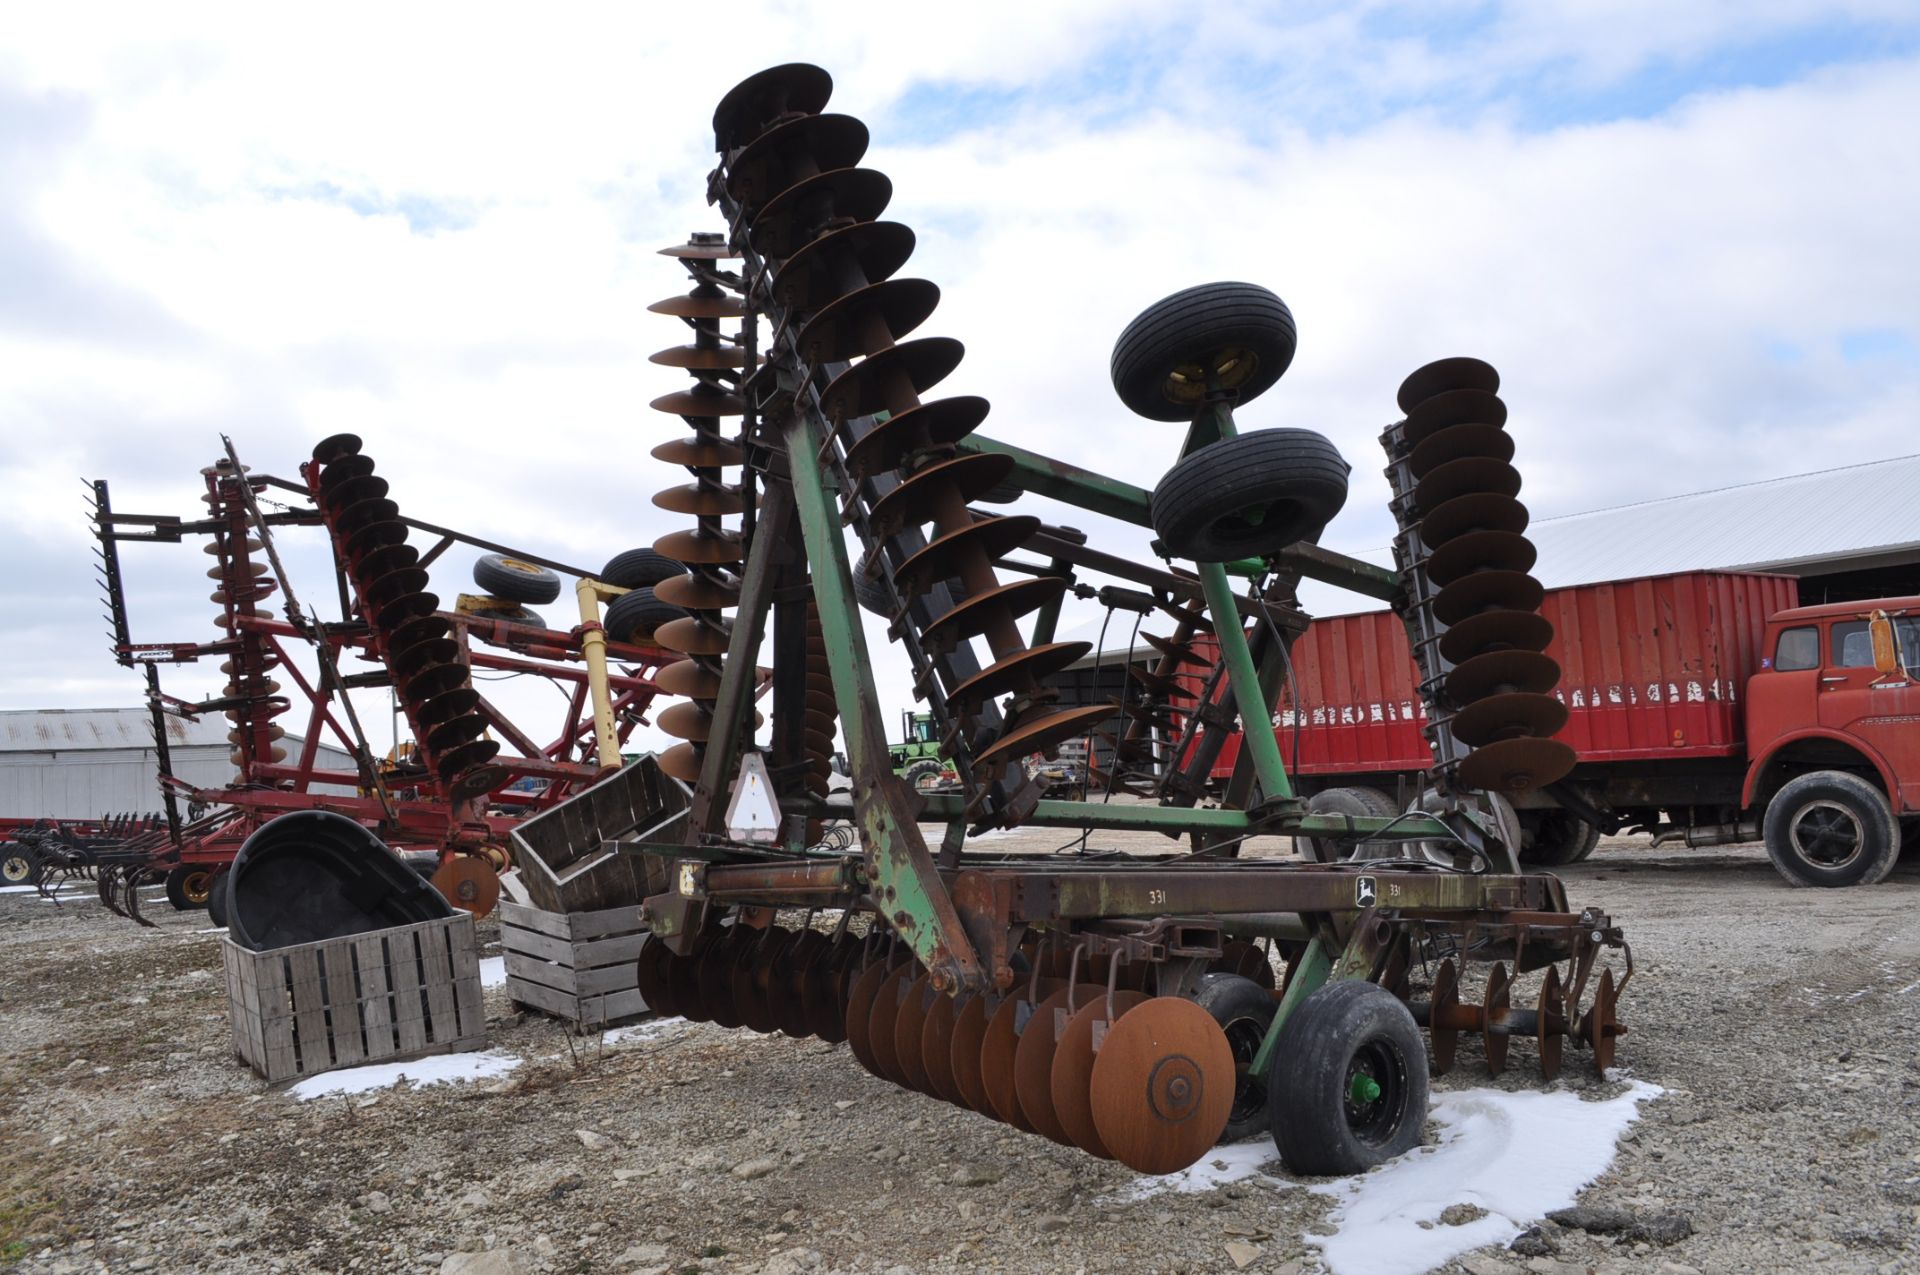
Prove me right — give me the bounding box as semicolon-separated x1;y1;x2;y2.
226;810;453;952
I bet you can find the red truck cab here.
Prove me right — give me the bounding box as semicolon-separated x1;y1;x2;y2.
1739;598;1920;883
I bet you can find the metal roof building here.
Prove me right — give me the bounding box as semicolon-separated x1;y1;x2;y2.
0;708;358;821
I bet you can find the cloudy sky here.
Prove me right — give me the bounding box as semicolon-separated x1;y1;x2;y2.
4;2;1918;759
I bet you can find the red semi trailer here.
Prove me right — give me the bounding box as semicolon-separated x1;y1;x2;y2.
1190;570;1920;887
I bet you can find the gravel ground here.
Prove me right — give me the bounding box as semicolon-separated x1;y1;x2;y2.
2;833;1917;1275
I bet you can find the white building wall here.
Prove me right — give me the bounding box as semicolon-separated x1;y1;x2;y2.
0;743;358;820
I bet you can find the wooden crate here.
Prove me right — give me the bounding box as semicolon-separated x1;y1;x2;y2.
498;900;649;1032
222;913;488;1084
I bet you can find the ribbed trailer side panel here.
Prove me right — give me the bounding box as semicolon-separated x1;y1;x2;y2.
1201;570;1798;781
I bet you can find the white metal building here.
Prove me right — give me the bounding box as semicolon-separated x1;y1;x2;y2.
0;708;359;820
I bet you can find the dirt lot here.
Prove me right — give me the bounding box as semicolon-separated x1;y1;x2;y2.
3;834;1917;1275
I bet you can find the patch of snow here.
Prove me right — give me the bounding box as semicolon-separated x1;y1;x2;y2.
286;1049;521;1101
1113;1139;1283;1197
1309;1080;1662;1275
478;956;506;988
602;1017;686;1047
0;884;50;894
195;927;227;934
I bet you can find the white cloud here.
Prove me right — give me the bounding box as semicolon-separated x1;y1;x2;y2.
2;4;1916;765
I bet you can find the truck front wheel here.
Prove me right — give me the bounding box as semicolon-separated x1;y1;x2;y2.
1518;810;1601;867
1762;770;1901;888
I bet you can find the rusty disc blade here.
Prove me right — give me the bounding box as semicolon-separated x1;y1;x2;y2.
1428;958;1460;1075
892;973;940;1095
1437;609;1554;664
656;237;739;261
819;337;965;421
1402;387;1509;447
648;290;746;320
1141;632;1204;665
653;482;745;517
749;167;893;259
417;686;481;728
1415;457;1522;514
1015;984;1104;1145
728;112;870;206
842;395;989;479
1089;996;1237;1176
733;928;794;1034
1537;964;1564;1081
333;496;401;536
1583;967;1620;1076
1052;989;1150;1157
430;856;499;918
773;219;915;312
668;933;712;1023
650;343;750;371
922;577;1068;649
950;992;1000;1116
1458;735;1577;794
651;385;747;417
445;760;506;802
1420;491;1529;551
1409;420;1513;479
796;277;940;364
322;474;389;511
376;590;438;631
1483;963;1511;1075
894;516;1039;595
319;453;377;488
1432;570;1543;626
844;956;893;1076
653;659;723;699
699;930;752;1031
399;660;465;704
974;704;1116;773
1446;650;1561;705
434;737;500;781
800;942;851;1044
869;453;1015;540
982;980;1061;1131
1427;529;1538;587
657;742;702;782
945;643;1092;714
1397;358;1502;414
712;62;834;152
312;432;363;464
653;527;743;566
651;574;737;612
652;436;745;467
653;615;732;656
357;542;422;582
866;965;916;1086
1453;691;1568;746
635;934;679;1019
427;713;488;754
920;990;967;1105
365;566;430;609
658;700;717;743
345;518;409;559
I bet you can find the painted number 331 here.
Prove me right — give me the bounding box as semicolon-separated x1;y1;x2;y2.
1147;888;1166;906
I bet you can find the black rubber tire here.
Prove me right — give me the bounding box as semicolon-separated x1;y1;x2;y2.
1347;786;1401;820
903;759;944;791
852;548;895;618
467;603;545;628
604;587;685;644
1267;979;1429;1176
1151;429;1349;562
599;548;686;590
472;553;562;605
1301;787;1379;864
1518;809;1601;867
1194;973;1278;1143
163;864;212;912
206;869;231;929
1761;770;1901;888
1111;282;1297;421
2;843;40;886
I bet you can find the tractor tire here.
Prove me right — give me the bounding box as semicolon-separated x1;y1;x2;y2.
1347;786;1400;820
467;602;545;628
1111;282;1297;421
163;864;214;911
1150;429;1349;562
1194;973;1277;1144
1518;809;1602;867
206;869;232;929
852;548;895;618
472;553;562;605
599;548;687;589
2;843;40;887
1761;770;1901;888
903;759;944;791
1267;979;1429;1176
604;587;685;645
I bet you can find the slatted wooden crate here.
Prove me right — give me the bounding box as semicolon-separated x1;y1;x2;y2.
498;900;648;1032
222;913;488;1084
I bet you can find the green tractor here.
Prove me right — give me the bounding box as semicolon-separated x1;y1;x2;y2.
888;712;951;792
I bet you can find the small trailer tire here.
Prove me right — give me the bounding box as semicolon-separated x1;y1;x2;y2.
1268;979;1429;1176
1150;429;1349;562
206;869;232;929
472;553;563;605
603;588;684;644
164;864;214;911
1194;973;1278;1144
598;548;686;590
2;843;41;886
1762;770;1901;887
1110;281;1297;421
